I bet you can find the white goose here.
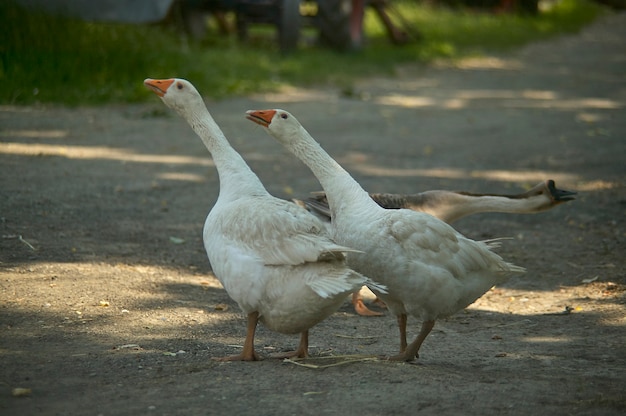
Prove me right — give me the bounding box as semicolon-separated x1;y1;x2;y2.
247;109;527;361
297;180;576;316
144;78;376;361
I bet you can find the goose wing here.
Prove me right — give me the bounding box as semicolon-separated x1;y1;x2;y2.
383;209;526;278
208;197;360;267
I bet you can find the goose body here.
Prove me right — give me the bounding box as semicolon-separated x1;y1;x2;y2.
297;180;574;316
247;109;526;361
144;79;373;361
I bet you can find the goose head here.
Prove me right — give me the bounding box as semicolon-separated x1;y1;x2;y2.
144;78;205;116
246;109;302;145
503;179;576;209
543;179;577;203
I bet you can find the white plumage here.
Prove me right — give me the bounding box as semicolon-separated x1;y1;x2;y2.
144;79;375;361
297;180;575;316
247;108;526;361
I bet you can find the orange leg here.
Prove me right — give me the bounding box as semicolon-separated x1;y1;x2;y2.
292;330;309;358
397;313;408;352
388;319;435;362
352;291;384;317
213;311;261;361
271;330;310;359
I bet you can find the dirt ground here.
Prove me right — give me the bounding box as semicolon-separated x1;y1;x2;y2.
1;12;625;416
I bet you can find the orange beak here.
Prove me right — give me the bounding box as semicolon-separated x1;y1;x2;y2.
144;78;175;97
246;109;276;127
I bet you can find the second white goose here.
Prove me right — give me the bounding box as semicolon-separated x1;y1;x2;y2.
298;180;575;316
247;109;526;362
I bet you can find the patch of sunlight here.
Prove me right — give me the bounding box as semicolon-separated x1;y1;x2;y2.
576;112;608;123
471;170;578;183
112;263;221;287
237;151;282;162
0;142;215;166
451;57;524;70
375;95;438;108
340;151;370;164
157;172;206;182
0;129;68;139
373;90;621;110
577;180;622;191
254;86;337;103
522;336;572;343
375;89;559;109
455;89;558;100
441;98;466;109
505;97;621;110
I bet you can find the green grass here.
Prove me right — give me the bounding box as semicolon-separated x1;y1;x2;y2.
0;0;607;106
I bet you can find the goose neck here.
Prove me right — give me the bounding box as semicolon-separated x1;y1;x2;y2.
286;126;378;212
182;104;268;199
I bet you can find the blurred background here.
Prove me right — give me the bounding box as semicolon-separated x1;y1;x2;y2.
1;0;622;105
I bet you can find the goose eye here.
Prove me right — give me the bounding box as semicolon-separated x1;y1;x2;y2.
280;113;288;119
176;82;183;90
